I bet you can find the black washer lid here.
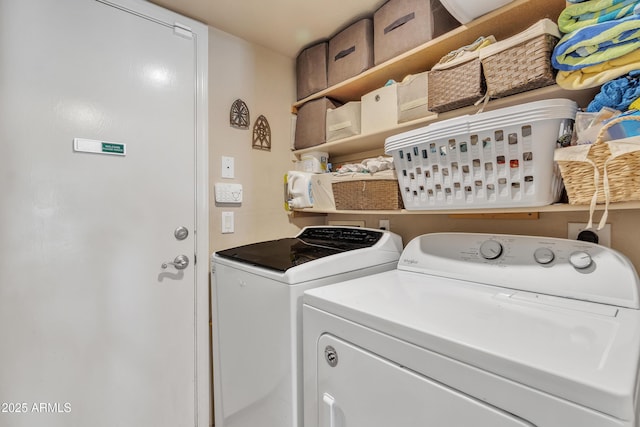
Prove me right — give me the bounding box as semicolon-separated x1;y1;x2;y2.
215;227;383;272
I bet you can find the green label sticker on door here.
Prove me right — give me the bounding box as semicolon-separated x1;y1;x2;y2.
74;138;126;156
101;142;125;154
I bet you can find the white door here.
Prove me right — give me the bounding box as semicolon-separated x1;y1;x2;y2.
0;0;209;426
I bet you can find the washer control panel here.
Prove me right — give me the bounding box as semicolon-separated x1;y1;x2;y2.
399;233;639;309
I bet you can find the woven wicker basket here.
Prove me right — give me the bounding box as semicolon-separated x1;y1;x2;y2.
427;58;485;113
555;116;640;206
481;32;558;99
332;179;404;210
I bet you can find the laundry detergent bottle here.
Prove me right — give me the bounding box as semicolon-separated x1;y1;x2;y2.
285;171;314;210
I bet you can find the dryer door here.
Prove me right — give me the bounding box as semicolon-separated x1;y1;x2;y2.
317;334;536;427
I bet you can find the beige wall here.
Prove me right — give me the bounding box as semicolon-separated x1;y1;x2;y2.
208;28;323;253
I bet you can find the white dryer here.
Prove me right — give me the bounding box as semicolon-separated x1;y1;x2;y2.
303;233;640;427
211;226;402;427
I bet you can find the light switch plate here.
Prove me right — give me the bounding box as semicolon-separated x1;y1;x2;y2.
222;212;234;234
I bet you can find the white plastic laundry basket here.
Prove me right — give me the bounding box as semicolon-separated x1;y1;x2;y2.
439;0;513;24
385;99;577;210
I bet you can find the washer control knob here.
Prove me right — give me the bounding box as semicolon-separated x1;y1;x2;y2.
569;251;593;270
534;248;555;265
479;240;503;260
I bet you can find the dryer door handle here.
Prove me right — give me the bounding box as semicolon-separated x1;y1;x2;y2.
322;393;337;427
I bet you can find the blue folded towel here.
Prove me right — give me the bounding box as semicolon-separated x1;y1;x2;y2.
587;70;640;112
552;14;640;71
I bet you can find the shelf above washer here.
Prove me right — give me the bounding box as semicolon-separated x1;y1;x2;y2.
293;85;600;162
293;201;640;216
293;0;567;110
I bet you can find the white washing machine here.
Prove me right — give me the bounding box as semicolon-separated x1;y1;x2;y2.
211;226;403;427
303;233;640;427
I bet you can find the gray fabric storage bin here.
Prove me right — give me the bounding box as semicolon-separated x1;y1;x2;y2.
296;42;328;101
294;97;341;150
328;19;374;87
374;0;460;65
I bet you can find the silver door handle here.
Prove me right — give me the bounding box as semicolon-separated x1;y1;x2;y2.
162;255;189;270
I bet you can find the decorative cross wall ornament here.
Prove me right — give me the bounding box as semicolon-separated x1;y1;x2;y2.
252;115;271;151
230;99;249;129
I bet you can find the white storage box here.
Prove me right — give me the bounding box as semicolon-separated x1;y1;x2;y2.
310;173;336;210
439;0;513;23
361;84;398;134
396;72;436;123
297;151;329;173
326;102;361;142
384;99;577;210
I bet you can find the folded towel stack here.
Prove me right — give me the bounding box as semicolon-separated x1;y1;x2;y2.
559;0;640;33
552;0;640;90
553;14;640;72
335;156;395;175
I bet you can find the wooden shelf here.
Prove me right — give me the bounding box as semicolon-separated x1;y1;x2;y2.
293;85;600;161
293;0;566;109
289;0;628;221
294;201;640;216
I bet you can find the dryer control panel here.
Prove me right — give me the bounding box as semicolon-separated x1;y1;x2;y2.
399;233;640;309
478;238;593;270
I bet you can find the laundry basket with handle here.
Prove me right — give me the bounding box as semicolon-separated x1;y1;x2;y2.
386;98;577;210
555;115;640;228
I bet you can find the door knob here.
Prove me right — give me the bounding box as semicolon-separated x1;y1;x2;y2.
174;226;189;241
162;255;189;270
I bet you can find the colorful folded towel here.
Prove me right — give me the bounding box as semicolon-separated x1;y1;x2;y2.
587;70;640;112
556;47;640;88
559;0;640;34
552;15;640;71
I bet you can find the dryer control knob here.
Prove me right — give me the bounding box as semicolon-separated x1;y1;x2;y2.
534;248;555;265
569;251;593;270
479;240;503;260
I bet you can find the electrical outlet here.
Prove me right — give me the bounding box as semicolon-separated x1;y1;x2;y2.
568;223;611;247
221;156;235;179
379;219;390;231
